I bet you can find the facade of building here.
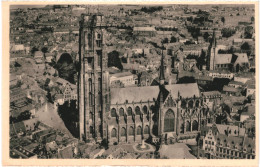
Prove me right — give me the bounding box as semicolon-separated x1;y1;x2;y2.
133;27;157;37
199;124;255;159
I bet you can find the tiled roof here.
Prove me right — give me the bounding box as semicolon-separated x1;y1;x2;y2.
229;80;244;86
233;53;249;64
110;72;133;78
223;85;240;93
133;27;156;32
165;83;200;99
201;91;221;97
215;124;245;137
110;86;159;104
215;54;232;64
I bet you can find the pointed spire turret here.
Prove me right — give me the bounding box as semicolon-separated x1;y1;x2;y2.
211;30;217;48
159;45;165;85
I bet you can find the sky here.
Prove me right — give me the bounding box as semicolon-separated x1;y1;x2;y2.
10;5;47;9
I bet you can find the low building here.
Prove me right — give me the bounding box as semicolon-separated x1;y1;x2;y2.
45;53;53;63
62;83;77;101
223;85;242;96
34;51;44;59
228;81;244;88
11;146;37;159
199;124;255;159
195;75;214;86
246;84;255;97
110;72;136;87
133;27;156;37
208;70;234;79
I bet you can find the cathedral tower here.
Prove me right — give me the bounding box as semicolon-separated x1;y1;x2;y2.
78;14;110;142
207;30;217;70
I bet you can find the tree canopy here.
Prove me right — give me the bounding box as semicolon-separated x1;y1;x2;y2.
140;6;163;13
108;50;123;70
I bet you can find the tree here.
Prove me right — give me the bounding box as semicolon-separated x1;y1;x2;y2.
108;50;123;70
196;50;207;69
221;17;225;25
162;38;168;44
17;110;32;122
41;47;48;54
244;26;253;39
31;47;39;55
203;32;210;41
241;42;250;51
221;28;236;38
170;36;177;43
100;139;109;150
251;16;255;23
177;76;195;84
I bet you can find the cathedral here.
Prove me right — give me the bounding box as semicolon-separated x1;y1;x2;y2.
78;14;222;145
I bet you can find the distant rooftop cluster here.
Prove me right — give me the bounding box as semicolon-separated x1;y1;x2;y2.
9;4;255;160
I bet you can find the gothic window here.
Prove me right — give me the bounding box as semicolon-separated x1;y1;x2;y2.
97;50;102;67
90;126;94;134
188;100;194;108
127;107;132;116
111;128;117;138
121;127;126;137
98;78;102;92
119;108;124;116
166;97;175;107
87;57;94;69
201;120;205;126
89;112;93;120
181;100;187;109
144;125;149;134
87;33;92;48
88;78;92;92
96;40;102;47
137;126;142;135
111;108;117;117
143;105;148;114
195;100;200;107
99;111;102;119
192;120;198;131
97;92;102;105
97;34;101;39
164;109;175;132
186;121;191;132
129;126;134;136
99;124;102;134
180;123;184;133
135;106;141;115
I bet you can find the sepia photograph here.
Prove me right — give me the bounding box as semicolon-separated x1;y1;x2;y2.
2;1;258;165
